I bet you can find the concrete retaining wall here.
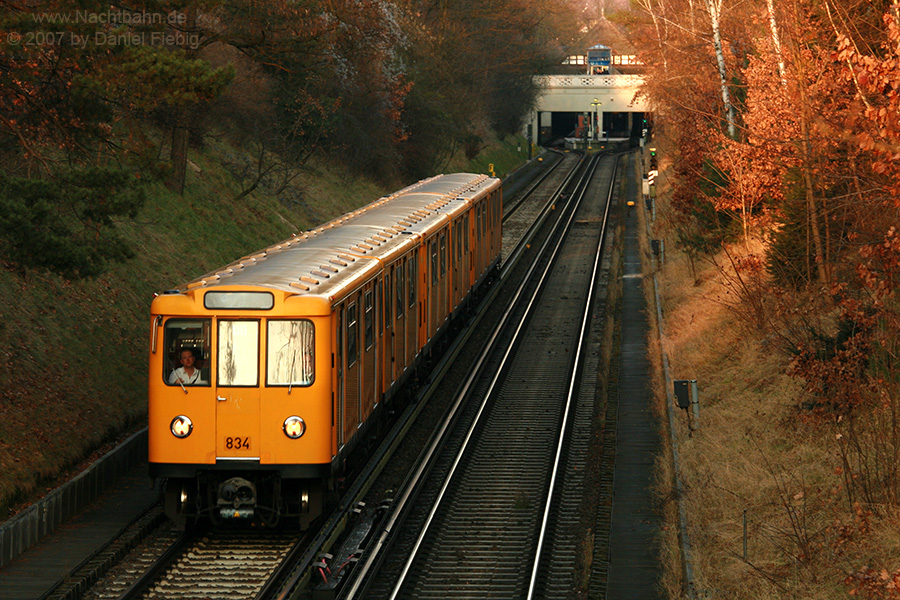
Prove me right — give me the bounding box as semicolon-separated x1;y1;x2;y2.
0;428;148;569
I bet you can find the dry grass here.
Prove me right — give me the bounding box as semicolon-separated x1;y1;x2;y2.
645;143;900;599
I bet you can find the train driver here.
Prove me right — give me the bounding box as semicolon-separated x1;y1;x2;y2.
168;347;206;386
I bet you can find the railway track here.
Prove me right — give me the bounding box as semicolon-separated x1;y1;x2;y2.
341;153;620;598
113;529;301;600
501;150;581;264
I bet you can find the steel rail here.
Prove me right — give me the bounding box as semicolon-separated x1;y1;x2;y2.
500;152;585;274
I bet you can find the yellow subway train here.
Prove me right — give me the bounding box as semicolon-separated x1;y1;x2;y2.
148;173;502;527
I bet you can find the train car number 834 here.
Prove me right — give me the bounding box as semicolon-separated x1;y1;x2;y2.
225;437;251;450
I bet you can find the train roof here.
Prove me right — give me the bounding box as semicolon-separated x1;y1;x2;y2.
174;173;501;301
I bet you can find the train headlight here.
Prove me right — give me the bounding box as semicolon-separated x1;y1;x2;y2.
283;416;306;439
170;415;193;438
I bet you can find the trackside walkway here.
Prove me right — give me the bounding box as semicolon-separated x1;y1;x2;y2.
606;152;665;599
0;462;159;600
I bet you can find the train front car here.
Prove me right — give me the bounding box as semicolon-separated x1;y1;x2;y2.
148;192;419;529
148;274;343;528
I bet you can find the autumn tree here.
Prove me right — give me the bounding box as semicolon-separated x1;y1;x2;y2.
0;1;159;276
393;0;577;177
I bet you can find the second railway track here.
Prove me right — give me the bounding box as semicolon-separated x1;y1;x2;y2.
343;152;622;599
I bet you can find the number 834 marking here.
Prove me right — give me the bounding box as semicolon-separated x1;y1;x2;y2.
225;436;251;450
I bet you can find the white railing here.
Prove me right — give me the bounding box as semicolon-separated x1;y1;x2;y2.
535;74;645;89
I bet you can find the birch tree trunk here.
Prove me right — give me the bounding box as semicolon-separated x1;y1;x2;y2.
705;0;736;139
637;0;669;71
766;0;787;85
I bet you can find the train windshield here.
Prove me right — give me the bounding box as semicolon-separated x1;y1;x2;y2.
266;320;315;386
218;320;259;386
161;318;313;388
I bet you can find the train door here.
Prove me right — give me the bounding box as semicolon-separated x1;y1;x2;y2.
428;238;438;340
342;295;361;444
376;277;386;399
491;190;501;260
406;254;418;365
215;319;261;460
439;230;448;325
384;267;395;385
465;212;473;288
452;221;460;307
363;284;377;415
475;203;484;277
416;244;428;350
394;259;406;374
454;220;465;307
335;309;344;451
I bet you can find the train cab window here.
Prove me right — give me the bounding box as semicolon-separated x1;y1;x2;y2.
347;302;359;367
163;319;210;386
364;291;374;350
218;320;259;386
266;320;314;386
396;261;404;318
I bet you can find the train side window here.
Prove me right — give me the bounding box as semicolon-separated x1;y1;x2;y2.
430;241;438;286
364;290;374;350
347;302;358;367
163;318;211;386
266;320;314;386
218;320;260;386
408;255;417;308
396;261;404;318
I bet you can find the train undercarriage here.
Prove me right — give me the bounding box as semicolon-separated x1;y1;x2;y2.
163;473;326;529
